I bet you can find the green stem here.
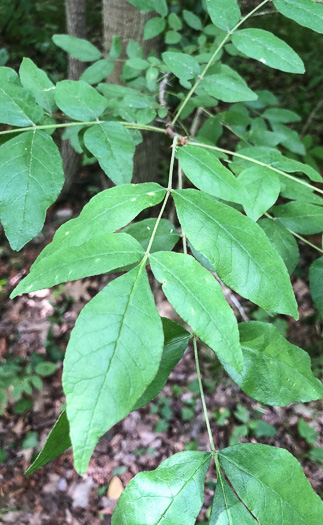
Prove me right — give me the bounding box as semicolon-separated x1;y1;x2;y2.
193;335;216;453
0;121;167;136
265;213;323;253
144;135;178;258
188;140;323;196
171;0;270;127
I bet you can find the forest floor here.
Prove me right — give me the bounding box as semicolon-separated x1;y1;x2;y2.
0;182;322;525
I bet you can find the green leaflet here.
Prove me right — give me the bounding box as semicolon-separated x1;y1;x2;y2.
219;443;323;525
134;318;190;409
25;183;165;262
259;219;299;274
222;322;323;406
19;58;56;114
0;130;64;251
238;166;280;221
63;265;164;473
232;29;305;74
273;0;323;34
210;478;255;525
112;451;211;525
122;218;180;253
309;257;323;318
55;80;108;121
25;411;71;476
52;34;102;61
25;320;189;474
84;122;135;185
162;52;200;81
173;189;298;318
150;252;243;373
203;74;257;103
178;145;245;204
205;0;241;31
144;17;166;40
0;81;43;127
263;107;301;124
272;201;323;234
80;59;114;85
11;233;144;297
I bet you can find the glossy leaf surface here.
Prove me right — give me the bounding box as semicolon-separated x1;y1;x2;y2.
63;265;164;473
173;189;298;317
0;130;64;251
112;451;211;525
219;443;323;524
12;233;144;297
232;29;305;74
222;322;323;406
150;252;243;372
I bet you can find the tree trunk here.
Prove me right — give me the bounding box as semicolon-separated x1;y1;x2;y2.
61;0;87;192
102;0;160;183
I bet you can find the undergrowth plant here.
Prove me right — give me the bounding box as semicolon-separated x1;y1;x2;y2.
1;0;323;522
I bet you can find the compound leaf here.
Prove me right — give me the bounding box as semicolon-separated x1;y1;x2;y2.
84;122;135;185
112;451;211;525
219;443;323;525
232;29;305;74
150;251;243;372
173;189;298;318
63;265;164;473
0;130;64;251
